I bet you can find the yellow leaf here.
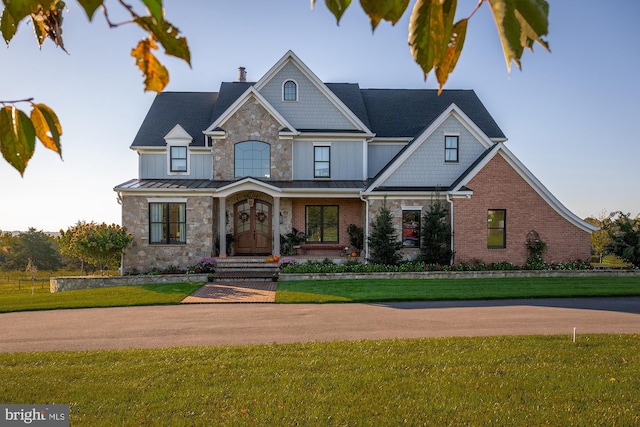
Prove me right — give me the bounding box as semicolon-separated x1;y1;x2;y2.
435;18;468;93
0;106;36;175
131;37;170;93
30;103;62;157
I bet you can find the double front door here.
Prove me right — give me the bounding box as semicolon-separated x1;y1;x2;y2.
234;199;272;254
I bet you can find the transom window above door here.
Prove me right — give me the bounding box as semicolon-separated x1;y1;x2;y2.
234;141;271;179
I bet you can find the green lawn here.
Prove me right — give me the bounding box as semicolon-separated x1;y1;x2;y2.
0;335;638;426
0;282;202;313
276;276;640;303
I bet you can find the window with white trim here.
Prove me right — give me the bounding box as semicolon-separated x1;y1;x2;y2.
150;202;186;244
314;146;330;178
170;146;188;172
283;80;297;101
445;135;459;163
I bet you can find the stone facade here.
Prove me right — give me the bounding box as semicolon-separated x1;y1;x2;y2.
367;198;446;260
122;195;214;273
213;96;292;181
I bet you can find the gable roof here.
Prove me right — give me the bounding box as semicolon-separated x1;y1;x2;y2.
360;89;505;140
450;142;598;233
365;103;497;192
129;51;506;148
204;86;296;134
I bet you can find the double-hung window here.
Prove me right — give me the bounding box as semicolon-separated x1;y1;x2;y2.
314;146;330;178
170;146;188;172
445;135;459;163
305;206;338;243
150;202;186;244
487;209;506;248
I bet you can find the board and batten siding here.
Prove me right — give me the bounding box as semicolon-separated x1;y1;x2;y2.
380;116;487;187
139;152;212;179
293;140;365;180
368;143;406;178
258;62;358;131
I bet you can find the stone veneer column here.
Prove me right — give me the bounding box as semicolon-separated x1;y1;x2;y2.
218;197;227;258
273;196;281;255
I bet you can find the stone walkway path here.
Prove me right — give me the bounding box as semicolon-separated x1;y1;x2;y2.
181;282;277;303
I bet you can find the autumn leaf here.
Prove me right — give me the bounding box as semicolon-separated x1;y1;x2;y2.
488;0;550;71
435;18;467;92
76;0;104;21
360;0;409;30
0;106;36;175
409;0;458;80
321;0;352;25
141;0;164;23
1;7;18;43
31;103;62;157
134;16;191;66
131;37;170;92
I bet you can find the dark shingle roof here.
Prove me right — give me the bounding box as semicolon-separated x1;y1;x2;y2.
130;84;505;148
360;89;505;139
131;92;218;147
114;178;368;191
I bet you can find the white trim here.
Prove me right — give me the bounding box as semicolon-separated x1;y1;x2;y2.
146;197;187;203
312;142;332;146
401;205;422;210
365;104;494;192
253;50;373;134
203;87;297;135
450;142;598;233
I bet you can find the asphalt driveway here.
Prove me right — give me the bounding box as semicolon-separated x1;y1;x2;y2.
1;297;639;353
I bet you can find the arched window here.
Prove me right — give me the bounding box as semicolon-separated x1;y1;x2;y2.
283;80;297;101
234;141;271;178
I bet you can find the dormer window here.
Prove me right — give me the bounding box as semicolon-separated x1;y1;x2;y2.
170;146;188;172
283;80;298;101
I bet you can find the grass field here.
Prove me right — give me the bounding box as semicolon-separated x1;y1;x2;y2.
0;335;638;426
276;276;640;303
2;273;640;312
0;269;202;313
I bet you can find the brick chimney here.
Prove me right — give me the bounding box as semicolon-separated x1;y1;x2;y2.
238;67;247;82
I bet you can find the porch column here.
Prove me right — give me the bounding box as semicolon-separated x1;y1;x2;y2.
218;197;227;258
273;196;281;255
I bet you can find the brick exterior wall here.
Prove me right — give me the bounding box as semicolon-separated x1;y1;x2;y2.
453;154;591;265
292;198;364;253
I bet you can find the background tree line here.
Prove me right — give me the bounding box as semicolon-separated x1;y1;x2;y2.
0;222;132;273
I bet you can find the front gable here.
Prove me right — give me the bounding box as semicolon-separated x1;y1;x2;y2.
254;51;371;133
366;104;494;191
452;143;598;233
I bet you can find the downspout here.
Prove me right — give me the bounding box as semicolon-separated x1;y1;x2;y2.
446;193;454;265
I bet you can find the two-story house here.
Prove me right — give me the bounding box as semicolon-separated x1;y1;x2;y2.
114;50;595;273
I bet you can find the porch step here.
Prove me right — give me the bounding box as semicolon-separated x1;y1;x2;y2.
213;258;279;282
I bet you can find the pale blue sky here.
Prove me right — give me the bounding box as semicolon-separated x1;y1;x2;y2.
1;1;639;231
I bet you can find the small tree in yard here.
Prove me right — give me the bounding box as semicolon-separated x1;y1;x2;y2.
368;201;403;266
59;222;133;274
420;200;453;265
608;212;640;268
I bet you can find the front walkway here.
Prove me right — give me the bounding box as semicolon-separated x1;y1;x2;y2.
181;282;277;303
